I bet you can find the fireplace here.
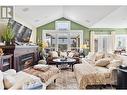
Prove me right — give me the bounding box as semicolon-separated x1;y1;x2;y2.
17;53;34;71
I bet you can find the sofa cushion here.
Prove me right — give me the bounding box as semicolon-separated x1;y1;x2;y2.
95;66;111;78
3;75;16;89
95;52;105;61
22;78;43;90
0;70;4;90
51;51;58;58
113;54;123;62
107;59;122;69
95;58;110;67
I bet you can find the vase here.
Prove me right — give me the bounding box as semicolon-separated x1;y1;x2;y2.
5;41;11;46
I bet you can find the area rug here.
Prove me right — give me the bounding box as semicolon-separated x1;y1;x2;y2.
47;69;78;89
47;69;115;90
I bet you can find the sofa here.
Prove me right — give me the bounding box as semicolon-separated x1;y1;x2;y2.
74;52;123;89
0;69;45;90
47;50;80;65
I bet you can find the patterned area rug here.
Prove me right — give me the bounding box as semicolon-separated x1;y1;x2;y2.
47;69;79;89
47;69;115;90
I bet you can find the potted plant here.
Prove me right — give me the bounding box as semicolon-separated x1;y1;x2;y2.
2;24;14;45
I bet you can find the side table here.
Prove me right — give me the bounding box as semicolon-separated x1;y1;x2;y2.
0;54;13;71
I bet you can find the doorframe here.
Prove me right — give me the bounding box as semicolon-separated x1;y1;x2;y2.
42;30;83;51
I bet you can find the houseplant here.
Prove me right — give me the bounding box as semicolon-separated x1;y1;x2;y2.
2;24;14;45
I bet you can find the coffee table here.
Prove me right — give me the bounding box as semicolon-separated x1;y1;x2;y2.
53;58;76;71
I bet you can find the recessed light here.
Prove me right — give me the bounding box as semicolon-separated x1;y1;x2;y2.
44;16;48;18
34;19;40;22
85;20;90;23
122;18;126;20
22;8;29;12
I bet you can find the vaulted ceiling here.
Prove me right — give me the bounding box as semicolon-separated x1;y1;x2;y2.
14;6;127;28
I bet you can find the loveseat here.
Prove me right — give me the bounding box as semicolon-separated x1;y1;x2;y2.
0;69;45;90
74;52;123;89
0;64;60;90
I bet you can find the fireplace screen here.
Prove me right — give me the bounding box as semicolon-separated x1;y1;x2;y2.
18;53;34;71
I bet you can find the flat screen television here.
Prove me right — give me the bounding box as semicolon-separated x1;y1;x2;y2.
8;19;32;43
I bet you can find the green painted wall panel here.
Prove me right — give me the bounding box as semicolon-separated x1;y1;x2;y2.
90;28;127;34
36;17;90;43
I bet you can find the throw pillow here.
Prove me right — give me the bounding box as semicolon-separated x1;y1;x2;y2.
95;58;110;67
107;59;122;69
73;51;79;57
3;75;16;89
95;52;105;61
0;70;4;90
51;51;58;58
85;52;96;62
38;60;47;64
60;51;67;57
68;52;74;58
33;64;50;72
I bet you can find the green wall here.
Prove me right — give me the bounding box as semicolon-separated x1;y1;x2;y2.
90;28;127;34
36;17;90;43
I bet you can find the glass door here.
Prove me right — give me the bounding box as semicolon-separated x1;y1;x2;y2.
115;35;127;52
94;35;112;52
57;33;69;51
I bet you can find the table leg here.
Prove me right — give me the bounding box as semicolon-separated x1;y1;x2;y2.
72;64;74;72
54;79;56;83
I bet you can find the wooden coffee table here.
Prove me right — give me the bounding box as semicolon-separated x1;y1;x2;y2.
53;58;76;71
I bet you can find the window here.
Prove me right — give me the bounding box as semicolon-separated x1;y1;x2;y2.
55;21;70;30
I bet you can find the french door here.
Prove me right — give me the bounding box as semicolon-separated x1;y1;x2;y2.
94;35;112;52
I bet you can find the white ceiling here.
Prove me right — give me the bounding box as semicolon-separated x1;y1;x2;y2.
14;6;127;28
91;6;127;28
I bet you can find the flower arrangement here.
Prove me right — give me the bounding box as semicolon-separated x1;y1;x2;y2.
0;48;4;56
38;41;48;50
